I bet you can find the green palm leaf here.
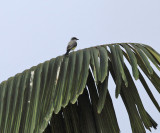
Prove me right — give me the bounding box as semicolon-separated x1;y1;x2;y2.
0;43;159;133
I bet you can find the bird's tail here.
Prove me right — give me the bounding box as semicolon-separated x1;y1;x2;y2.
65;49;70;56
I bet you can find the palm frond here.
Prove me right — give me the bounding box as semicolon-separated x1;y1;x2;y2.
0;43;159;133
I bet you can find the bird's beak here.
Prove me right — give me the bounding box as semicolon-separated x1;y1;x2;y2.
77;39;79;40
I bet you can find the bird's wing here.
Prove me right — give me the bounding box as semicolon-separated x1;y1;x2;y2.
67;41;77;50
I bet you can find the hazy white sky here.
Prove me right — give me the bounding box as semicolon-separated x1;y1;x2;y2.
0;0;160;132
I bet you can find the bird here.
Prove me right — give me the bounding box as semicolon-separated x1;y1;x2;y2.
65;37;79;55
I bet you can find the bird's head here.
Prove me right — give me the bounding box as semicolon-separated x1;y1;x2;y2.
71;37;79;41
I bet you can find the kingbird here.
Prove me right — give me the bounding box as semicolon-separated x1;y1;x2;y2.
65;37;79;55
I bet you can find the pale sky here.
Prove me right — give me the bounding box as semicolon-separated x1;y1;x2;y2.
0;0;160;132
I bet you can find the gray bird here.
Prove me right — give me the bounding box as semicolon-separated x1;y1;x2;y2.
65;37;79;55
